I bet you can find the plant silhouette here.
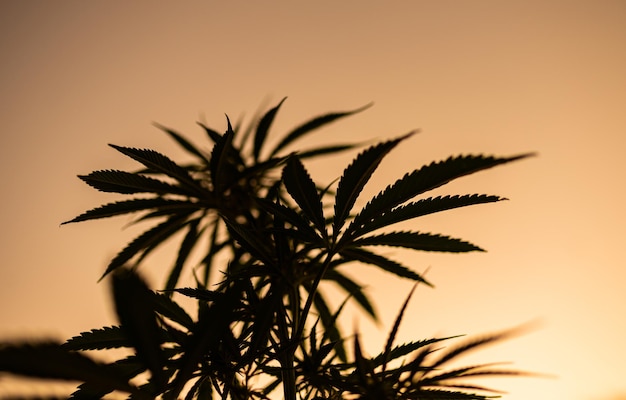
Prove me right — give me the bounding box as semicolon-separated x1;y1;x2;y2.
0;99;534;399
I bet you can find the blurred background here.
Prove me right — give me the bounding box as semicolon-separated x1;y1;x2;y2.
1;1;625;399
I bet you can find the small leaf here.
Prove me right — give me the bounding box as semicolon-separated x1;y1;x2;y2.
333;133;414;238
168;287;224;302
209;122;235;193
197;121;223;143
254;97;286;161
369;337;454;368
270;103;372;156
153;122;210;164
79;170;184;195
308;320;319;355
353;335;375;387
352;231;484;253
282;157;326;235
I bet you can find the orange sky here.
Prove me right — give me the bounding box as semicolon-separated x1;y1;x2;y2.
1;1;625;399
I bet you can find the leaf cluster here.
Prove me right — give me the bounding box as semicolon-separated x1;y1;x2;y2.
0;99;533;399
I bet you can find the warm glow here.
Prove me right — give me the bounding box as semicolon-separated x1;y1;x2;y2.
1;1;625;399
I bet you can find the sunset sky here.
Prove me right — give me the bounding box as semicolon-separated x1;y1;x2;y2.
1;1;625;399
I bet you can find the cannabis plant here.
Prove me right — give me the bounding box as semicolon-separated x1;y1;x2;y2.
0;99;533;399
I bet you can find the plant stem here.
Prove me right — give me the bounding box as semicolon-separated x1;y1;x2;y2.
292;250;335;356
277;301;297;400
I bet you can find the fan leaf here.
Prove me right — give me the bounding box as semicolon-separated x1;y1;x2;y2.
349;153;533;239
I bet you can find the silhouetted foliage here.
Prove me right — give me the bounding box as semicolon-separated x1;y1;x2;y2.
0;99;534;399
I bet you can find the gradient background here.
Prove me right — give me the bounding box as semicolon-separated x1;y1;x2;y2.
1;1;625;399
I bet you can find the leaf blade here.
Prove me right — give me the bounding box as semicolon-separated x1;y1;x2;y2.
352;231;484;253
254;97;286;161
62;198;201;225
339;247;430;284
282;157;326;235
348;194;504;239
153;122;210;164
79;170;184;195
63;326;130;351
209;121;235;193
270;103;372;156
